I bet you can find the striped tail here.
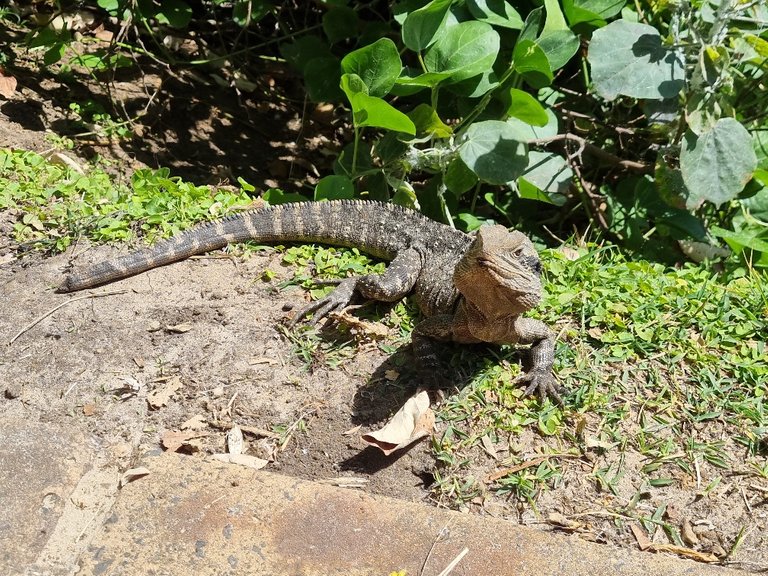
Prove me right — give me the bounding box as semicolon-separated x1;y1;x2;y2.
56;200;430;293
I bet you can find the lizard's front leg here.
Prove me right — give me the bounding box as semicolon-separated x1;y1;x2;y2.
511;317;560;403
290;246;424;326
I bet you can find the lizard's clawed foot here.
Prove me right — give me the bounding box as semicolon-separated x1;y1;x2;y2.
518;368;562;405
288;277;357;327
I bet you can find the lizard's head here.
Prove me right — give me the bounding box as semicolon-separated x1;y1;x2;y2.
454;225;543;314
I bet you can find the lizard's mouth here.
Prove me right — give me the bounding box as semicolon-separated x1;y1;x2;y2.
478;257;537;285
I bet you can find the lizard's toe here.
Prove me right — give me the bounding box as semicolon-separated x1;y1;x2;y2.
519;369;562;405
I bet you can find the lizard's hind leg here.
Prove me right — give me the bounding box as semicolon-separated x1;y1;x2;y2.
288;247;425;326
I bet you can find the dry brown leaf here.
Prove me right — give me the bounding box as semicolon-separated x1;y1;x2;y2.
227;426;244;455
212;453;269;470
42;151;85;174
0;69;17;98
181;414;207;430
630;523;653;551
342;424;363;436
361;390;434;456
120;467;150;488
147;376;182;409
681;519;699;546
161;429;207;452
166;322;193;333
329;310;390;341
480;434;498;460
547;512;582;531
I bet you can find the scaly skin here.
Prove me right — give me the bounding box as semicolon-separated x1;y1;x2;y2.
57;200;558;399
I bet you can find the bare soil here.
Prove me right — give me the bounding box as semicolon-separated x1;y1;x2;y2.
1;23;766;574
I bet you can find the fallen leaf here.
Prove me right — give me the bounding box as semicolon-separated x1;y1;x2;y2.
212;453;269;470
384;369;400;381
82;403;97;416
342;424;362;436
329;310;390;341
166;322;193;333
480;434;498;460
630;523;653;551
161;429;207;452
361;390;434;456
147;376;182;409
181;414;207;430
120;467;150;488
547;512;582;531
0;69;17;98
41;151;85;174
227;426;244;455
681;519;699;546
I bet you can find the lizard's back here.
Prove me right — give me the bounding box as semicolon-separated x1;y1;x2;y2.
58;200;473;316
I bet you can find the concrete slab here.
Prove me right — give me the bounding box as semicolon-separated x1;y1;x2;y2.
80;452;743;576
0;418;119;576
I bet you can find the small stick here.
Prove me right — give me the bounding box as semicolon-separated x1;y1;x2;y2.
7;289;127;345
435;547;469;576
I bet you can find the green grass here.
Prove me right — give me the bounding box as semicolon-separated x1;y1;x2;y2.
0;149;254;252
3;148;767;516
432;247;767;505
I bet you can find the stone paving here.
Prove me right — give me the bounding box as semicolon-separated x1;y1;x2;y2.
1;417;748;576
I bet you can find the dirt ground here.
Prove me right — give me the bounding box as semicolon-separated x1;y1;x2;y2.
1;22;767;574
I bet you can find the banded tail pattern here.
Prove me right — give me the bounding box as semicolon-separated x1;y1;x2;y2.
56;200;454;293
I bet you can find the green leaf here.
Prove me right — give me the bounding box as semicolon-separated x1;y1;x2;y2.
680;118;758;209
516;151;572;205
543;0;569;32
341;38;402;98
407;104;453;138
341;75;416;134
233;0;272;26
262;188;307;205
424;21;500;83
537;29;580;71
458;120;528;184
445;158;478;195
156;0;192;28
742;185;768;222
340;73;368;97
513;39;553;88
394;70;453;91
402;0;453;51
506;88;548;126
44;43;67;66
304;57;343;102
711;226;768;254
466;0;524;30
323;6;358;44
563;0;625;26
281;36;333;73
506;108;560;140
314;175;355;201
588;20;685;100
97;0;121;14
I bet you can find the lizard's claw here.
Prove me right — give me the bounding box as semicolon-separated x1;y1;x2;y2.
518;368;562;405
288;277;357;328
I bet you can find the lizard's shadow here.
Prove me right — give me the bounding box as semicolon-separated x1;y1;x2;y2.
338;339;503;475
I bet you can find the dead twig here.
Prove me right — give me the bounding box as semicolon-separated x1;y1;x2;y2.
530;133;652;173
7;289;127;345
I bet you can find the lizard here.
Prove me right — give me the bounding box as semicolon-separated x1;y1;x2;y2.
57;199;559;400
